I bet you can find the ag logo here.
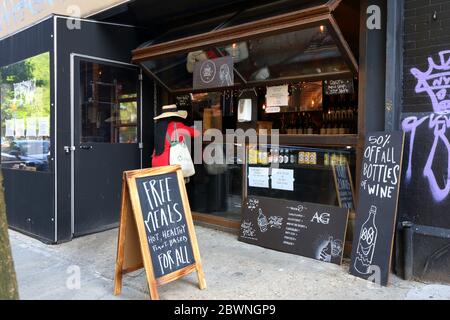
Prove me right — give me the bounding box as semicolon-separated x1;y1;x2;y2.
200;60;216;84
311;212;330;225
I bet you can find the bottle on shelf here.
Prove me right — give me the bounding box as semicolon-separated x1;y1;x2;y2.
306;114;314;135
324;153;330;166
332;108;339;135
283;148;289;164
279;148;285;164
248;146;256;164
326;111;332;135
298;151;305;165
320;112;327;135
289;150;297;164
273;148;279;164
304;151;310;165
310;152;317;165
297;113;303;134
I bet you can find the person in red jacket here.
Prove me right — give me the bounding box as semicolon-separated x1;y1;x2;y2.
152;104;200;168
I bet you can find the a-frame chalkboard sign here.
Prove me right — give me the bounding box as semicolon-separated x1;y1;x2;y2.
113;165;206;300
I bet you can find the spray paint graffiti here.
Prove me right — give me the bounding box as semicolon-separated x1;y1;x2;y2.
411;50;450;113
403;50;450;202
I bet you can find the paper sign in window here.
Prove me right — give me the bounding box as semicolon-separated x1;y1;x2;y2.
266;85;289;107
248;167;270;188
26;118;37;137
271;168;295;191
15;119;25;137
38;117;50;137
5;119;14;137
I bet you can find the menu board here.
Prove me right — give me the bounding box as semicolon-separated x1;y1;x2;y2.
333;164;355;210
324;79;354;95
240;196;349;265
349;132;404;286
135;173;194;278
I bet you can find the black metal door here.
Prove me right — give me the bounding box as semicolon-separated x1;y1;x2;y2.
73;57;141;236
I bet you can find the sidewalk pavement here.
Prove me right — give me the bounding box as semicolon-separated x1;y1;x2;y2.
9;226;450;300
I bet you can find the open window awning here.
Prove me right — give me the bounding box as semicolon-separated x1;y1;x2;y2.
132;0;358;93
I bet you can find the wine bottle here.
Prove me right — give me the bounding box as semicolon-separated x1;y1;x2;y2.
284;149;289;164
257;208;269;233
320;112;327;135
307;114;314;135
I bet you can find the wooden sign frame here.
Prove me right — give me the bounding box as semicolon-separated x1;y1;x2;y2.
113;165;206;300
332;163;356;210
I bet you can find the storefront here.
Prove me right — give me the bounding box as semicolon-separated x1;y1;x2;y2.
126;0;365;252
4;0;446;285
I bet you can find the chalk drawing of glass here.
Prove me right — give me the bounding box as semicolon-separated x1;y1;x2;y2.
257;208;269;233
354;205;378;274
318;237;333;263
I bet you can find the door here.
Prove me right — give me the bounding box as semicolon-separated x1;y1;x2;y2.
72;56;141;236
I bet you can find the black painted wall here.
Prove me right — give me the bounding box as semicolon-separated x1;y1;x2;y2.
398;0;450;283
0;18;55;243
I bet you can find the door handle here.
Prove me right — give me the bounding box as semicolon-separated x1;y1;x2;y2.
79;145;93;150
64;146;76;154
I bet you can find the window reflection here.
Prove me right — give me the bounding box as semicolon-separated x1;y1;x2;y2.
80;61;139;143
0;52;51;172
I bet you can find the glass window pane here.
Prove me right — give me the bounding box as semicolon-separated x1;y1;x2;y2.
219;25;348;82
142;25;349;92
80;61;138;143
187;142;243;220
0;52;51;172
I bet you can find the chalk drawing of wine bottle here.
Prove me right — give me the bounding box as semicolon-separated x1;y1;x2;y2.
354;205;378;274
257;208;269;233
318;236;333;262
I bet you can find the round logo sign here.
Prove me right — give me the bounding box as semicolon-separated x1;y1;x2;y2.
200;60;216;84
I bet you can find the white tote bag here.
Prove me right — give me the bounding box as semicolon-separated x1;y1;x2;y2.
168;123;195;177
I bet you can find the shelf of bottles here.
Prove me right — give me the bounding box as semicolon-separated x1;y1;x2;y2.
248;144;353;168
260;87;358;136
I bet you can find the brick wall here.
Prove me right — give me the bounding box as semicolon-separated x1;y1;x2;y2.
403;0;450;113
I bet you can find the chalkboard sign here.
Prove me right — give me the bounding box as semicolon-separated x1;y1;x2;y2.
333;164;355;210
349;132;404;286
239;196;349;265
114;166;206;300
324;79;354;95
193;56;234;90
175;94;191;108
